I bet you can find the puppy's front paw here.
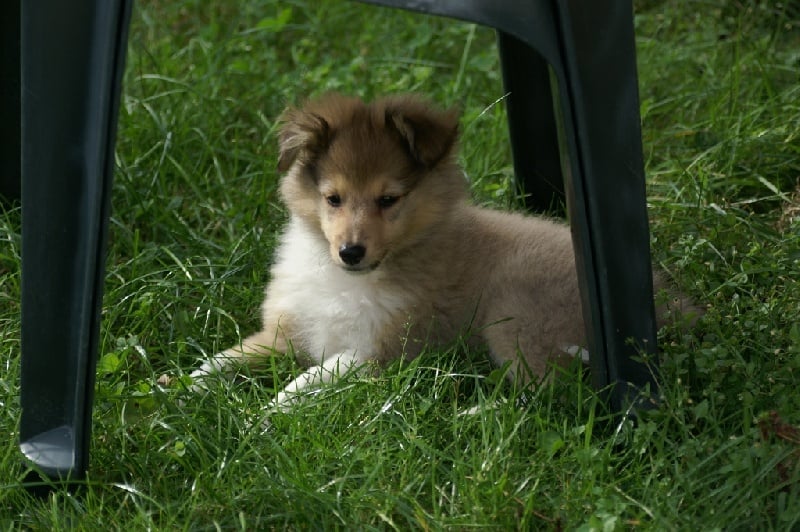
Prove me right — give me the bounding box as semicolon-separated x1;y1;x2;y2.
154;359;221;399
185;355;235;393
186;367;213;394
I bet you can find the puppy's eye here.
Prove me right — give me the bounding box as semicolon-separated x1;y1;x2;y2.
326;194;341;207
377;195;399;209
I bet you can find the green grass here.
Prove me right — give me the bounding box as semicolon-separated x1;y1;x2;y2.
2;0;800;528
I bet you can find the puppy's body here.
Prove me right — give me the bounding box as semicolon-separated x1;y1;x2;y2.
192;94;671;406
264;203;582;372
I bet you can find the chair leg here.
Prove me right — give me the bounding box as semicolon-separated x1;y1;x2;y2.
552;1;659;411
19;0;132;480
497;31;565;214
0;0;21;204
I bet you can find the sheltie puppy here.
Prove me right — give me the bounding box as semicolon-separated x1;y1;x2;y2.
189;93;693;409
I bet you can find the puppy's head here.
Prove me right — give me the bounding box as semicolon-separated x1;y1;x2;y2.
277;93;466;272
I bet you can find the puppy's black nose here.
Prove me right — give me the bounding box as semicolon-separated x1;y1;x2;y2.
339;244;366;265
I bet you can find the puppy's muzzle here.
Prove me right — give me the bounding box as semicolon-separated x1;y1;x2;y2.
339;244;366;266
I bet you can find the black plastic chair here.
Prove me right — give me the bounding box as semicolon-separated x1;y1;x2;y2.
9;0;658;481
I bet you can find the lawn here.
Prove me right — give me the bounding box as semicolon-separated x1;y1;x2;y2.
2;0;800;529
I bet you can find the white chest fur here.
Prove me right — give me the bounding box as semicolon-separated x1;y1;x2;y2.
266;218;413;364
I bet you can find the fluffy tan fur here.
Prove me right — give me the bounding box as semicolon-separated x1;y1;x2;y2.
190;93;693;407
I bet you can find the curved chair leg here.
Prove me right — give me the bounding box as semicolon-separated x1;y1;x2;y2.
497;31;564;214
551;1;659;408
19;0;133;481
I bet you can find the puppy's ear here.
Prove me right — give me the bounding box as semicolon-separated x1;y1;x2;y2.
385;99;460;169
277;108;332;172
